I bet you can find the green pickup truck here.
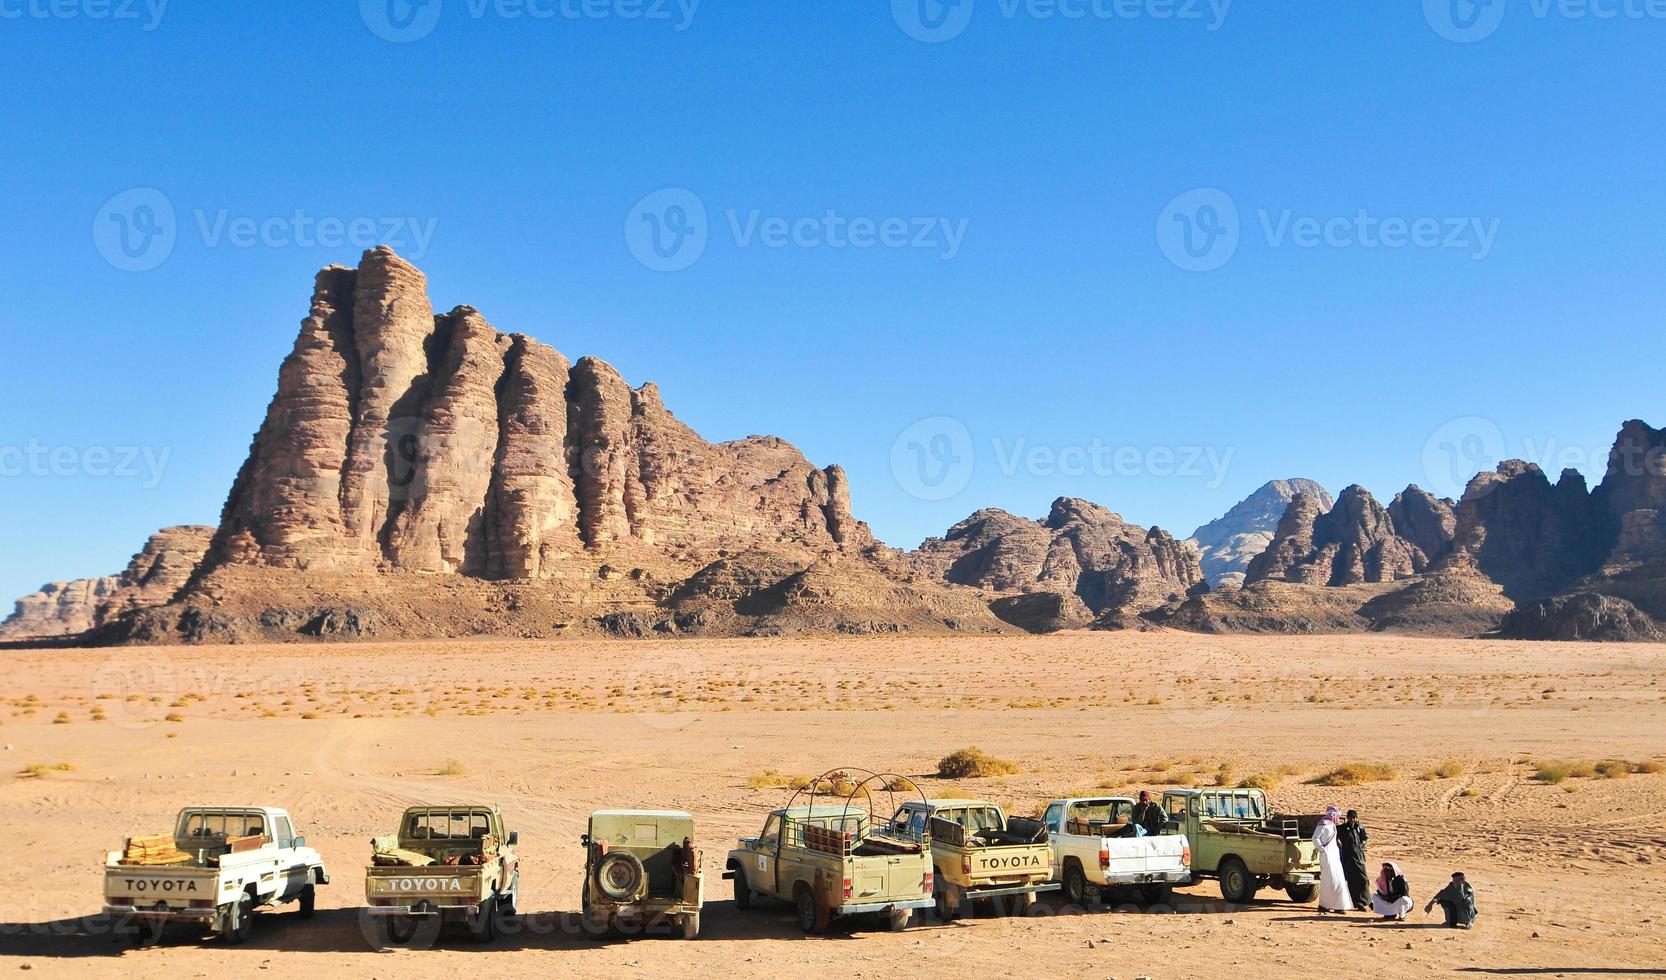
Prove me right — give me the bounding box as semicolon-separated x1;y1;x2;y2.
1161;788;1320;904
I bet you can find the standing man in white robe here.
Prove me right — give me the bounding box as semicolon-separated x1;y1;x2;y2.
1313;804;1354;913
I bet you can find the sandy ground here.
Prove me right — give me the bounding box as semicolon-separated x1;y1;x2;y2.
1;632;1664;978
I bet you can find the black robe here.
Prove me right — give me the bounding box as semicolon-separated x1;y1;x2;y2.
1337;821;1370;908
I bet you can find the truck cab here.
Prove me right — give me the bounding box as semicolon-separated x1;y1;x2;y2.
1162;788;1320;904
892;799;1057;919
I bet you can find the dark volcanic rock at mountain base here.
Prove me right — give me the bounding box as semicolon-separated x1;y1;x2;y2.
1495;593;1662;642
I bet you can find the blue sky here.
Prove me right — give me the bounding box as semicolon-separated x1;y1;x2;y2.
1;1;1662;602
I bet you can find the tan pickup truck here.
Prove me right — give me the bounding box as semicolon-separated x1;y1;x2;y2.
891;799;1057;919
364;805;520;945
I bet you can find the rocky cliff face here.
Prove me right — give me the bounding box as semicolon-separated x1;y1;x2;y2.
1245;485;1452;587
210;247;868;579
1187;478;1332;588
1445;462;1605;600
911;496;1206;630
0;525;213;640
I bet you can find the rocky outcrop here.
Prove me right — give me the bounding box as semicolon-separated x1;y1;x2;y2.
1187;478;1332;587
1245;485;1450;587
1592;420;1666;569
1495;593;1662;642
0;577;119;639
1387;486;1457;567
911;496;1206;629
1;525;214;641
1445;462;1605;600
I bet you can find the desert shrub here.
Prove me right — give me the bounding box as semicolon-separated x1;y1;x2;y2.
1566;760;1597;778
1595;760;1630;779
786;775;814;791
882;776;918;793
937;747;1020;779
163;711;184;723
1631;760;1664;774
1239;773;1280;791
1433;760;1465;779
1533;762;1570;784
1309;763;1397;787
433;760;463;776
746;770;790;789
1213;763;1236;787
52;712;70;725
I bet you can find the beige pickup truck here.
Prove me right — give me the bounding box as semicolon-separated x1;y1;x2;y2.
891;799;1057;919
726;770;934;933
364;805;520;945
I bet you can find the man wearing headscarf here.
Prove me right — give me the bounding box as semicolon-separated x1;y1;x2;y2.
1370;861;1413;920
1312;805;1353;913
1337;809;1371;910
1426;871;1478;928
1130;790;1166;837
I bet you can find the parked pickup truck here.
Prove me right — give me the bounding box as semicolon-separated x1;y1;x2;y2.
103;805;327;944
1041;797;1191;906
1162;788;1321;903
581;809;704;939
726;770;934;933
364;805;520;945
891;798;1058;919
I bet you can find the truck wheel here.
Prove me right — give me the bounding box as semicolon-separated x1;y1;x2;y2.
596;852;646;902
1285;882;1318;903
933;883;960;922
381;915;419;945
499;875;519;919
469;897;498;943
1219;859;1257;905
681;911;701;939
1062;861;1088;907
221;893;255;945
794;886;825;934
298;884;316;919
732;867;753;911
887;909;912;932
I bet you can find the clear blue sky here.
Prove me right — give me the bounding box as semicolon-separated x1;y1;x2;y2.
2;1;1662;602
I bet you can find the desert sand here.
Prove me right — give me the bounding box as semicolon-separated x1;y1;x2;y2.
2;632;1663;978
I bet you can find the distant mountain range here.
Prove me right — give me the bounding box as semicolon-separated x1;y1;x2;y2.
3;249;1661;644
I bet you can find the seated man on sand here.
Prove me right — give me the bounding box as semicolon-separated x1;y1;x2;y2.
1371;861;1413;921
1425;871;1477;928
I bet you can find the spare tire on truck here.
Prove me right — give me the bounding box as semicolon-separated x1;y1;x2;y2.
596;851;646;902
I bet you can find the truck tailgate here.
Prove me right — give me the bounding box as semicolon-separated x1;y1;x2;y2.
1104;835;1187;876
366;867;483;905
850;852;929;905
106;866;220;906
965;843;1051;885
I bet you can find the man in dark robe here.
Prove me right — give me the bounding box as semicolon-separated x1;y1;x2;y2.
1426;872;1478;928
1130;791;1166;837
1337;809;1371;910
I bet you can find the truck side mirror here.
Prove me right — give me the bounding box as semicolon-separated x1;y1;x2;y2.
292;836;306;848
579;834;589;847
507;831;519;846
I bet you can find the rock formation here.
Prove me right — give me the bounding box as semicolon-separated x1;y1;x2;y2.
0;526;213;640
1445;462;1605;600
1187;478;1332;588
1495;593;1662;642
1244;484;1454;587
911;497;1206;630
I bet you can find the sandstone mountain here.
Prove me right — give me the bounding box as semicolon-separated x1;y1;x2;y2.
68;248;1002;644
1187;478;1332;588
1244;484;1455;587
0;526;214;641
909;497;1207;632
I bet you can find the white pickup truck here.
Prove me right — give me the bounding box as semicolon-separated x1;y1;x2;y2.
104;806;328;944
1042;797;1190;906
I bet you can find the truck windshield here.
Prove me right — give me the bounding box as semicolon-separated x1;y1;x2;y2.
1201;794;1264;820
177;809;266;840
406;811;492;840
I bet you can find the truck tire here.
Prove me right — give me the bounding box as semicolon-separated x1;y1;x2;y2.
298;884;316;919
933;882;961;921
1219;858;1258;905
221;893;255;945
732;866;753;910
1062;861;1088;907
1285;882;1318;903
381;915;419;945
794;885;825;934
499;874;519;919
469;897;498;943
887;908;912;932
681;911;701;939
596;852;646;902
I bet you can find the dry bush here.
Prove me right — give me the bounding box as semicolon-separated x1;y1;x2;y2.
1421;760;1465;780
52;712;70;725
1309;763;1397;787
746;770;791;789
163;711;184;723
883;776;919;793
1595;760;1630;779
937;747;1020;779
433;760;463;776
1632;760;1665;774
1239;773;1280;791
1533;762;1571;784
